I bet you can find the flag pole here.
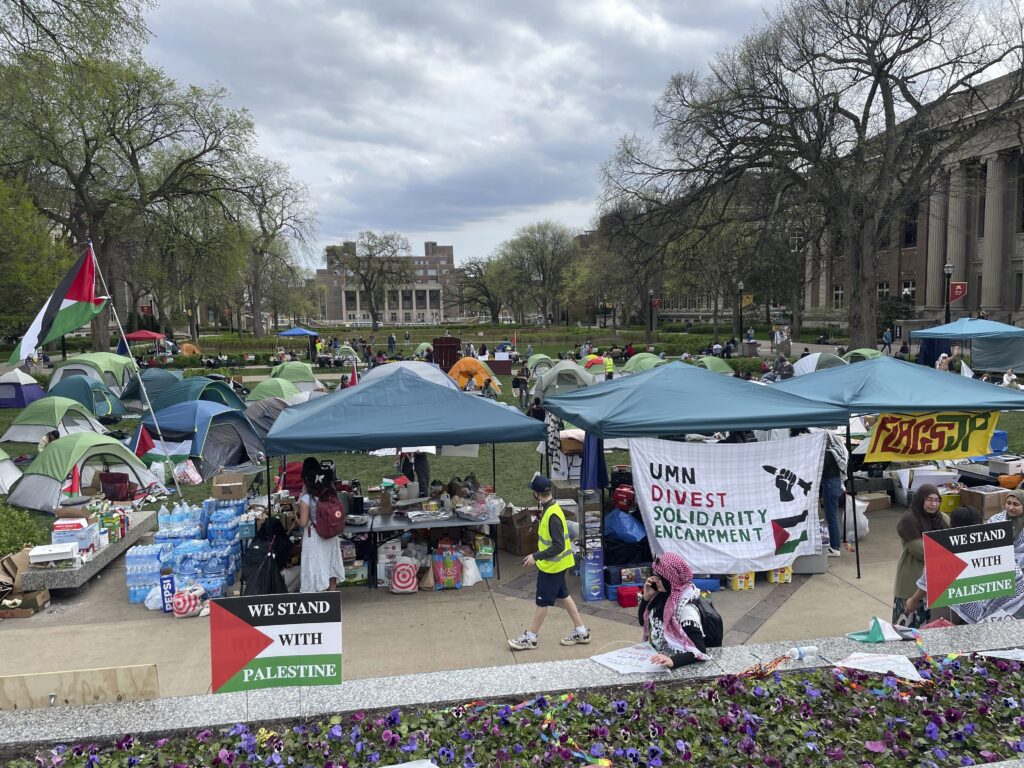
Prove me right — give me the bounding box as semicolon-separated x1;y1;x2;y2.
88;241;183;498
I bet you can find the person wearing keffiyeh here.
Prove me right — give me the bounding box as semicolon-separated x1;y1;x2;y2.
638;552;711;668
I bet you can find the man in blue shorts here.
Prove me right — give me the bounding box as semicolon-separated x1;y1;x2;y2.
508;474;591;650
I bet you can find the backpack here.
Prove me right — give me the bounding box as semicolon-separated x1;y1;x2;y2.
311;488;347;539
695;595;724;648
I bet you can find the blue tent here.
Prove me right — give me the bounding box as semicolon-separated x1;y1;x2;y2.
136;401;263;479
265;368;545;454
277;327;319;337
911;318;1024;340
148;377;247;413
775;356;1024;412
543;362;848;436
50;375;128;418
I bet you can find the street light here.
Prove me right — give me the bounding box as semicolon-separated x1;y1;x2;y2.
943;262;954;325
737;279;745;340
648;288;655;345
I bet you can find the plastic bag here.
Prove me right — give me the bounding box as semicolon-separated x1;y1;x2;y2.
144;585;163;611
461;556;482;588
390;556;419;594
242;547;287;596
149;461;168;485
844;497;870;539
432;550;463;590
174;459;203;486
172;583;207;618
605;510;647;543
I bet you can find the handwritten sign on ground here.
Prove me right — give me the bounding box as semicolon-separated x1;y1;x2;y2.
591;644;671;675
924;520;1015;608
628;434;824;574
210;592;342;693
836;653;923;682
866;411;996;462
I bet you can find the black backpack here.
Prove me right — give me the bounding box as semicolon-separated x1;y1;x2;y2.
695;595;724;648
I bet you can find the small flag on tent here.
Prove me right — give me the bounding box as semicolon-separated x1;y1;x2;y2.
134;426;156;458
349;365;358;387
9;244;107;363
63;464;81;495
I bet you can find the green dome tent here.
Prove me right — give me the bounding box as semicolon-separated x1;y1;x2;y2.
0;447;22;493
49;375;128;419
843;348;883;363
50;353;133;395
622;352;667;375
8;432;163;512
526;353;555;374
148;377;247;413
270;361;324;392
695;356;734;374
533;360;593;402
413;342;433;357
0;396;107;443
246;378;301;402
792;352;848;377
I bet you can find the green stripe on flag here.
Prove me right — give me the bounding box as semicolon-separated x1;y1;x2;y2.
774;530;807;555
932;571;1016;608
217;653;343;693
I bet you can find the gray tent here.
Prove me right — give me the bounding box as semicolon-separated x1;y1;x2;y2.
244;397;289;439
532;360;594;403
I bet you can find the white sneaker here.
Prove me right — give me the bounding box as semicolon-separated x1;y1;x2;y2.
827;547;841;557
508;632;537;650
560;628;591;646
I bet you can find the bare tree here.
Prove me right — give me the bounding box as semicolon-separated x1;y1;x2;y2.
331;231;413;332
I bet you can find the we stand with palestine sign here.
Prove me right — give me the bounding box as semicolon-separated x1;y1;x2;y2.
210;592;342;693
924;520;1016;608
629;434;825;574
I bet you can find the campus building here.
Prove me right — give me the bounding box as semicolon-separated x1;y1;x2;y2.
315;241;458;325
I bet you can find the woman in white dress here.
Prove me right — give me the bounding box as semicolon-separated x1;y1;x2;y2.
298;457;346;592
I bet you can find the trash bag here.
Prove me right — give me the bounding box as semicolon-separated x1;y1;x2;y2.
605;509;647;543
243;543;287;596
844;497;870;539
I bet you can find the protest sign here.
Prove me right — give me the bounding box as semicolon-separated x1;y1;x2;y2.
591;644;671;674
628;434;824;573
836;653;923;682
923;520;1016;608
865;411;996;462
210;592;342;693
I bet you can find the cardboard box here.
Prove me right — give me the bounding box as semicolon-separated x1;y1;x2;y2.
0;606;39;618
499;507;534;527
11;589;50;611
858;491;891;512
728;572;755;590
959;485;1010;520
212;472;247;500
767;567;792;584
989;455;1024;475
498;522;538;556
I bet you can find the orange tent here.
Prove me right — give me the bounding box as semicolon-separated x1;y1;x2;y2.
180;342;201;356
448;357;502;393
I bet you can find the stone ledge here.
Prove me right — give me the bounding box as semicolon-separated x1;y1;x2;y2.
0;619;1021;757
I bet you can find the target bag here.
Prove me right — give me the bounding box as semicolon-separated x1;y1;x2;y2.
390;556;419;594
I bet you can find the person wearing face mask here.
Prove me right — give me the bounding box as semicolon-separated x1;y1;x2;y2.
893;484;949;627
508;474;590;650
639;553;710;668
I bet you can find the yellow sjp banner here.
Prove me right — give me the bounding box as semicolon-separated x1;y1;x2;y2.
866;411;997;462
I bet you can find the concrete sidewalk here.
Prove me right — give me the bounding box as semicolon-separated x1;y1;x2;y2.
0;507;906;699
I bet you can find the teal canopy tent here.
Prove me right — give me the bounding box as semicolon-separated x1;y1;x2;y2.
910;318;1024;340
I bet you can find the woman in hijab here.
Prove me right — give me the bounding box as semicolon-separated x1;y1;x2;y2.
639;553;710;668
893;484;949;626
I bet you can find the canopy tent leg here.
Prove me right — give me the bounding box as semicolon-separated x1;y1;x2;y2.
845;425;861;579
491;443;496;491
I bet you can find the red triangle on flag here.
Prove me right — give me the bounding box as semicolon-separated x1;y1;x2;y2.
210;601;274;692
135;426;155;458
924;535;968;606
771;520;790;551
66;245;104;306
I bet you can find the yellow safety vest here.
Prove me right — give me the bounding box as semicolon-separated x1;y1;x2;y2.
536;501;575;573
604;356;614;373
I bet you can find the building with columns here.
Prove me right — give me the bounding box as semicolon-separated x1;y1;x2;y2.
315;241;458;325
804;77;1024;323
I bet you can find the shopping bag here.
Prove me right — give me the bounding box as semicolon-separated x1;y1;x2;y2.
461;556;482;587
172;584;206;618
174;459;203;486
390;556;419;594
432;550;463;590
844;497;870;539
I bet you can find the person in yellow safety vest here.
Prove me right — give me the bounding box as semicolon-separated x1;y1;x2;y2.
508;475;591;650
604;353;614;380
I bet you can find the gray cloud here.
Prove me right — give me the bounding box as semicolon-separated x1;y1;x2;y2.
145;0;768;260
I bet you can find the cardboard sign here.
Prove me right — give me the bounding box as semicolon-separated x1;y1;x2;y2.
924;520;1016;608
865;411;996;462
591;644;670;674
210;592;342;693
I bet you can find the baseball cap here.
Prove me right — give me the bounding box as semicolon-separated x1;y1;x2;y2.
529;474;552;493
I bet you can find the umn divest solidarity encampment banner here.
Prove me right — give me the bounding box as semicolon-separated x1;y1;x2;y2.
628;434;825;573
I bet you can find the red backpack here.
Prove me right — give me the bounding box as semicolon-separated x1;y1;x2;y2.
311;487;347;539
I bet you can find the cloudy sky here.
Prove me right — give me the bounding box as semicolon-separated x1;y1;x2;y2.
145;1;768;264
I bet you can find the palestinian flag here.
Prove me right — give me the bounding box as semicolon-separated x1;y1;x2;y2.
9;245;107;363
772;510;809;554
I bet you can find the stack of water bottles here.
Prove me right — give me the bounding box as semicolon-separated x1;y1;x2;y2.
204;499;246;595
154;502;204;540
125;543;172;603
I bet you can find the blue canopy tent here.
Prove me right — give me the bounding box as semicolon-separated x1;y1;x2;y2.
912;318;1024;372
278;327;319;361
134;400;263;480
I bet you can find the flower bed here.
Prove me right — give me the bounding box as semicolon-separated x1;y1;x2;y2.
10;654;1024;767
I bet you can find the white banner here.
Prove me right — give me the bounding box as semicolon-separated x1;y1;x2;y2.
628;434;825;574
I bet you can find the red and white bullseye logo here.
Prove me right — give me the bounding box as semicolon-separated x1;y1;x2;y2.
390;561;418;592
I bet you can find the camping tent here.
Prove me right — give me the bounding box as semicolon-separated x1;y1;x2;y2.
0;369;44;408
265;368;544;454
842;348;883;363
246;378;301;402
696;356;734;374
8;433;164;513
621;352;666;375
413;342;433;357
359;360;460;390
775;356;1024;411
137;401;263;480
792;352;848;378
533;360;593;402
0;447;22;493
448;357;501;393
50;353;133;395
1;397;107;443
120;368;183;403
270;361;324;392
180;342;201;356
49;376;128;419
544;362;848;436
526;353;555;374
245;397;289;439
148;377;247;413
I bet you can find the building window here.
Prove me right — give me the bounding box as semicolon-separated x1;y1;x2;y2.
901;280;916;303
390;312;397;322
877;281;890;298
404;312;411;322
345;290;356;307
347;313;355;321
902;202;919;248
832;285;844;310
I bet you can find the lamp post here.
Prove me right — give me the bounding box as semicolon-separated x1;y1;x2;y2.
943;261;954;325
737;279;745;340
648;288;655;346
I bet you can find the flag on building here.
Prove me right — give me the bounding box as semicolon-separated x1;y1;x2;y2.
9;245;107;363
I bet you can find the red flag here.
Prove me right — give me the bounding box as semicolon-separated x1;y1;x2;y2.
349;365;358;387
135;425;155;457
949;282;968;303
63;464;80;495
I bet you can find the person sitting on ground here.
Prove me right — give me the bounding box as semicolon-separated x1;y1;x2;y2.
895;341;910;360
800;347;811;358
464;376;478;392
527;397;546;420
639;553;709;669
481;377;499;399
1003;368;1019;388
